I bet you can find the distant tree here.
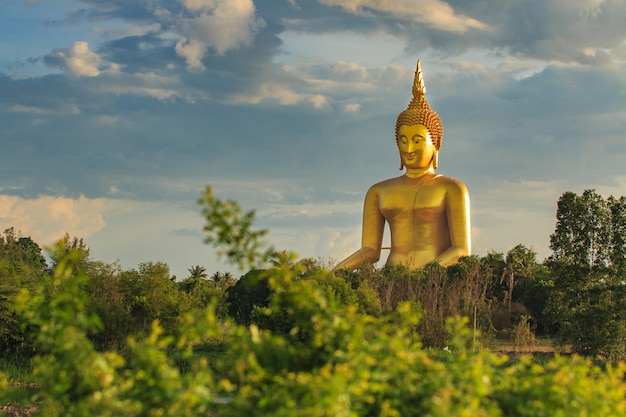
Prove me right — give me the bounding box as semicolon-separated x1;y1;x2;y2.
479;251;507;301
0;228;48;353
120;261;181;336
49;233;90;271
608;196;626;274
269;250;299;269
549;190;612;268
547;190;626;359
210;271;223;283
504;244;537;313
187;265;208;280
0;227;48;275
226;269;272;326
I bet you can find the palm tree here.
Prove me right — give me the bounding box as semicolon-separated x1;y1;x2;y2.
504;244;537;313
210;271;224;283
269;250;298;268
187;265;208;280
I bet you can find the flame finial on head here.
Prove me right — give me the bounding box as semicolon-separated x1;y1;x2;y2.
396;59;443;149
412;60;426;98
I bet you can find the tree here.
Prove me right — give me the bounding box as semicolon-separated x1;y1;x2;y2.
547;190;626;359
549;190;612;268
269;250;299;269
504;244;537;313
0;227;48;275
608;196;626;274
187;265;208;280
0;228;48;353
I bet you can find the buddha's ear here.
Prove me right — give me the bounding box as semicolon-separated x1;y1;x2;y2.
432;150;439;170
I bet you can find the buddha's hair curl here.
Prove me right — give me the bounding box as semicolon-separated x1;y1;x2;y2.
395;61;444;149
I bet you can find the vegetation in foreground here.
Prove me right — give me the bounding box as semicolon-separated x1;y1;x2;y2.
0;186;625;416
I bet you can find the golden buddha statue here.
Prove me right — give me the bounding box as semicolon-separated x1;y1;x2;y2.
334;61;471;271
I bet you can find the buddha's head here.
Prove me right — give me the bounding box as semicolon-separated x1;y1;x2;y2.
395;61;443;170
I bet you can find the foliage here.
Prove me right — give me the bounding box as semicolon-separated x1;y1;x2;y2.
549;190;619;268
48;233;89;271
83;260;184;351
351;257;495;347
226;269;272;326
178;273;233;319
0;228;48;355
5;250;626;416
503;244;537;314
187;265;208;280
199;185;274;270
547;189;626;359
491;355;626;416
6;242;224;416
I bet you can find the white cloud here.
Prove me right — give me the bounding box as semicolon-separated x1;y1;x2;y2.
345;103;362;112
175;0;266;70
53;41;102;77
175;37;206;70
10;104;81;116
319;0;491;33
96;71;182;100
0;194;106;246
228;81;330;107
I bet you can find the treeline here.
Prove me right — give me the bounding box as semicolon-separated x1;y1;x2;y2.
1;189;626;360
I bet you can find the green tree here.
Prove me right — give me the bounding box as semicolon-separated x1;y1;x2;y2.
549;190;612;268
49;233;90;271
187;265;208;280
0;227;48;275
0;228;48;353
504;244;537;314
608;196;626;274
547;190;626;359
269;250;299;269
102;261;183;339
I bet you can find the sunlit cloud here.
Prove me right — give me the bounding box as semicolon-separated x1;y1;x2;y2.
175;0;266;69
0;194;106;246
319;0;491;32
51;41;102;77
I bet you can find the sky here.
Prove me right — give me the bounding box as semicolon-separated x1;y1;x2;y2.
1;0;625;279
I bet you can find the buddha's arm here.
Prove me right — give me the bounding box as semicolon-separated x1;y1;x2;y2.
434;181;471;266
333;187;384;271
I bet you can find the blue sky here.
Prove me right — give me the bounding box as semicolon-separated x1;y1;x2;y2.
1;0;625;279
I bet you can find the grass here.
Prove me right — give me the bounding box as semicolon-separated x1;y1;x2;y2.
0;355;33;385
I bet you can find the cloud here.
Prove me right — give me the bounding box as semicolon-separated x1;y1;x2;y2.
97;71;182;100
10;103;80;116
492;0;626;64
318;0;491;33
51;41;102;77
0;194;106;245
175;0;266;69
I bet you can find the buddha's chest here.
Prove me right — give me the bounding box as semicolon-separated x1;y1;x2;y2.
378;185;446;221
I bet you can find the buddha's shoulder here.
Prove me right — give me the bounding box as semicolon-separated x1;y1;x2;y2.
368;176;406;190
431;174;467;187
429;174;469;196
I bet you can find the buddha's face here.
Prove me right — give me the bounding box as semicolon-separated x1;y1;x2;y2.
396;124;436;170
